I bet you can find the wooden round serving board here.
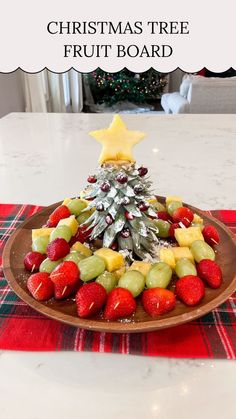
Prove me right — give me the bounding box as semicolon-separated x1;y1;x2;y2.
2;198;236;333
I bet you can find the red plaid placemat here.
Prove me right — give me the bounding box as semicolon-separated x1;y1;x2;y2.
0;204;235;358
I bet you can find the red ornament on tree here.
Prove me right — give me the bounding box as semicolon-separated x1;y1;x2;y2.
116;173;128;184
125;211;134;221
101;182;111;192
105;214;113;225
138;167;148;177
87;175;97;183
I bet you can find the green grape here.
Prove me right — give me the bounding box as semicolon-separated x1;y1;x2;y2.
96;271;118;293
167;201;182;216
64;251;85;265
50;225;72;243
175;258;197;278
39;258;61;273
78;255;106;282
153;201;166;212
77;211;92;225
154;219;170;238
68;199;88;216
146;262;172;289
118;270;145;297
32;236;49;254
191;240;216;263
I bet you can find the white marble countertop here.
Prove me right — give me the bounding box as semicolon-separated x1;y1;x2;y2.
0;113;236;419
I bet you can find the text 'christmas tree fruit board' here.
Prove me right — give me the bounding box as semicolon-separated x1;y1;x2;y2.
3;116;236;332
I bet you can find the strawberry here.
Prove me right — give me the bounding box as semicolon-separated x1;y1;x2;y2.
169;222;180;238
54;280;82;300
103;288;136;320
50;261;79;286
157;211;172;222
202;225;220;246
175;275;205;306
24;251;46;272
47;205;71;228
76;282;107;318
172;207;194;227
197;259;222;289
27;272;54;301
47;238;70;261
142;288;176;317
70;225;93;245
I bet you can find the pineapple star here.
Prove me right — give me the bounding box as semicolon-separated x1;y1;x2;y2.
89;115;146;165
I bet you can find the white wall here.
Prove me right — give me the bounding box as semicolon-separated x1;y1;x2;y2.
0;70;25;118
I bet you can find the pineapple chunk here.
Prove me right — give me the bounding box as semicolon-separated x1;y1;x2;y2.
32;228;54;241
172;247;194;263
58;215;79;236
193;213;204;224
89;115;145;164
174;227;204;247
113;266;126;280
128;261;152;277
62;198;72;206
159;248;176;270
94;248;125;272
166;196;183;206
71;241;92;257
191;222;204;231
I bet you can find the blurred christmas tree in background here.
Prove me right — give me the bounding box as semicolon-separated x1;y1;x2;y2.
88;69;167;107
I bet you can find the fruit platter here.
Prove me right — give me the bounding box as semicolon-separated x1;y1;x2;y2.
3;116;236;332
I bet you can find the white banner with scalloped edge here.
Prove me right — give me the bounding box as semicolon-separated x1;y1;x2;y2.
0;0;235;73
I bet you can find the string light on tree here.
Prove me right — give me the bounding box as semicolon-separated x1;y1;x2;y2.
88;69;167;106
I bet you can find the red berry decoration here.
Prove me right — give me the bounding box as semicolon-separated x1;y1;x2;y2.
105;214;113;225
172;207;194;227
142;288;176;317
87;175;97;183
101;182;111;192
125;211;134;221
202;225;220;246
169;222;180;238
50;261;79;286
138;166;148;177
24;251;46;272
175;275;205;306
47;205;71;228
27;272;54;301
104;288;136;320
197;259;222;289
116;173;128;184
46;238;70;261
120;228;131;238
76;282;107;318
139;201;149;212
134;184;143;194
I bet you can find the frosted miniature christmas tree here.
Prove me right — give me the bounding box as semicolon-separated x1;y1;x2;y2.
82;115;159;261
